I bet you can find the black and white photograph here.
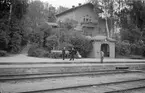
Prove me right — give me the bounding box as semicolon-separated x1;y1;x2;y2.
0;0;145;93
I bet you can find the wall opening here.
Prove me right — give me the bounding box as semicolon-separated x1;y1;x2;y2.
101;43;109;57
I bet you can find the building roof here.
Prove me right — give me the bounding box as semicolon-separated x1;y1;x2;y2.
56;3;94;17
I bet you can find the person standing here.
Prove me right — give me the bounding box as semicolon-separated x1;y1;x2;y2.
62;47;66;60
100;51;104;63
70;47;75;61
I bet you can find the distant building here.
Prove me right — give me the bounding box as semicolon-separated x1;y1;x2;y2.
56;3;116;58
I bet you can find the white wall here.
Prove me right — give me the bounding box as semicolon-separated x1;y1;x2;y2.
88;41;101;58
88;41;115;58
109;42;115;58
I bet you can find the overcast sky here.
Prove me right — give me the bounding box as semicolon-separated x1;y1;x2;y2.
40;0;87;8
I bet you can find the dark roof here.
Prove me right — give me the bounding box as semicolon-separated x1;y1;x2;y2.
56;3;94;17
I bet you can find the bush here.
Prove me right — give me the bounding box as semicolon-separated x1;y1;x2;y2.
58;42;73;50
8;32;22;53
0;30;9;50
130;41;145;56
44;52;61;58
46;35;58;51
29;32;43;45
28;44;45;57
116;41;131;56
0;50;8;57
28;48;46;57
10;45;21;54
28;44;62;58
69;34;92;58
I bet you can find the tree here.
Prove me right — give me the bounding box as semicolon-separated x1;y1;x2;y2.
0;0;29;53
26;0;57;47
90;0;114;38
128;0;145;41
69;32;93;57
46;35;58;51
26;0;50;30
48;5;56;22
0;0;28;20
56;6;69;14
115;0;145;43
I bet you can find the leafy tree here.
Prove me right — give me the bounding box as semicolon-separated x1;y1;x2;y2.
115;0;145;43
69;32;93;58
56;6;69;14
48;6;56;22
0;0;29;53
116;40;131;56
29;32;43;46
46;35;58;51
0;0;28;19
128;0;145;42
90;0;115;38
58;18;78;30
0;29;9;50
26;0;57;48
26;0;50;30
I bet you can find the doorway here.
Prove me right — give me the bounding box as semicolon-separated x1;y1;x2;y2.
101;44;109;57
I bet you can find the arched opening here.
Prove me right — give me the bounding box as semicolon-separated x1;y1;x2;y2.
101;44;109;57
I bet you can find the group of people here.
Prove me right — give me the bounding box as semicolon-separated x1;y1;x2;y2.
62;47;81;61
62;47;104;63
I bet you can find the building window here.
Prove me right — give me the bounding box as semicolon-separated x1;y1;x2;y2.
83;15;92;22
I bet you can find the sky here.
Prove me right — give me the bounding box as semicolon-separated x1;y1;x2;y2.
40;0;87;8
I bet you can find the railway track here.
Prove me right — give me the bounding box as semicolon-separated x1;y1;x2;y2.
0;70;141;81
20;78;145;93
1;70;145;93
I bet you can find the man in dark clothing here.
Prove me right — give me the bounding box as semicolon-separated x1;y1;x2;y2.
69;47;75;61
62;47;66;60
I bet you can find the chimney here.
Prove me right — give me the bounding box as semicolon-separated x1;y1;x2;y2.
72;5;75;8
78;3;81;6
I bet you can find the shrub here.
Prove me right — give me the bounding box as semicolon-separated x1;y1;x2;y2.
69;34;92;58
58;42;73;50
29;32;43;45
0;50;8;57
130;41;145;56
28;48;46;57
44;52;61;58
0;30;9;50
28;44;45;57
46;35;58;51
8;32;22;53
116;41;131;56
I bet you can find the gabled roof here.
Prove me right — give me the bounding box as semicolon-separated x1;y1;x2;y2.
56;3;94;17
